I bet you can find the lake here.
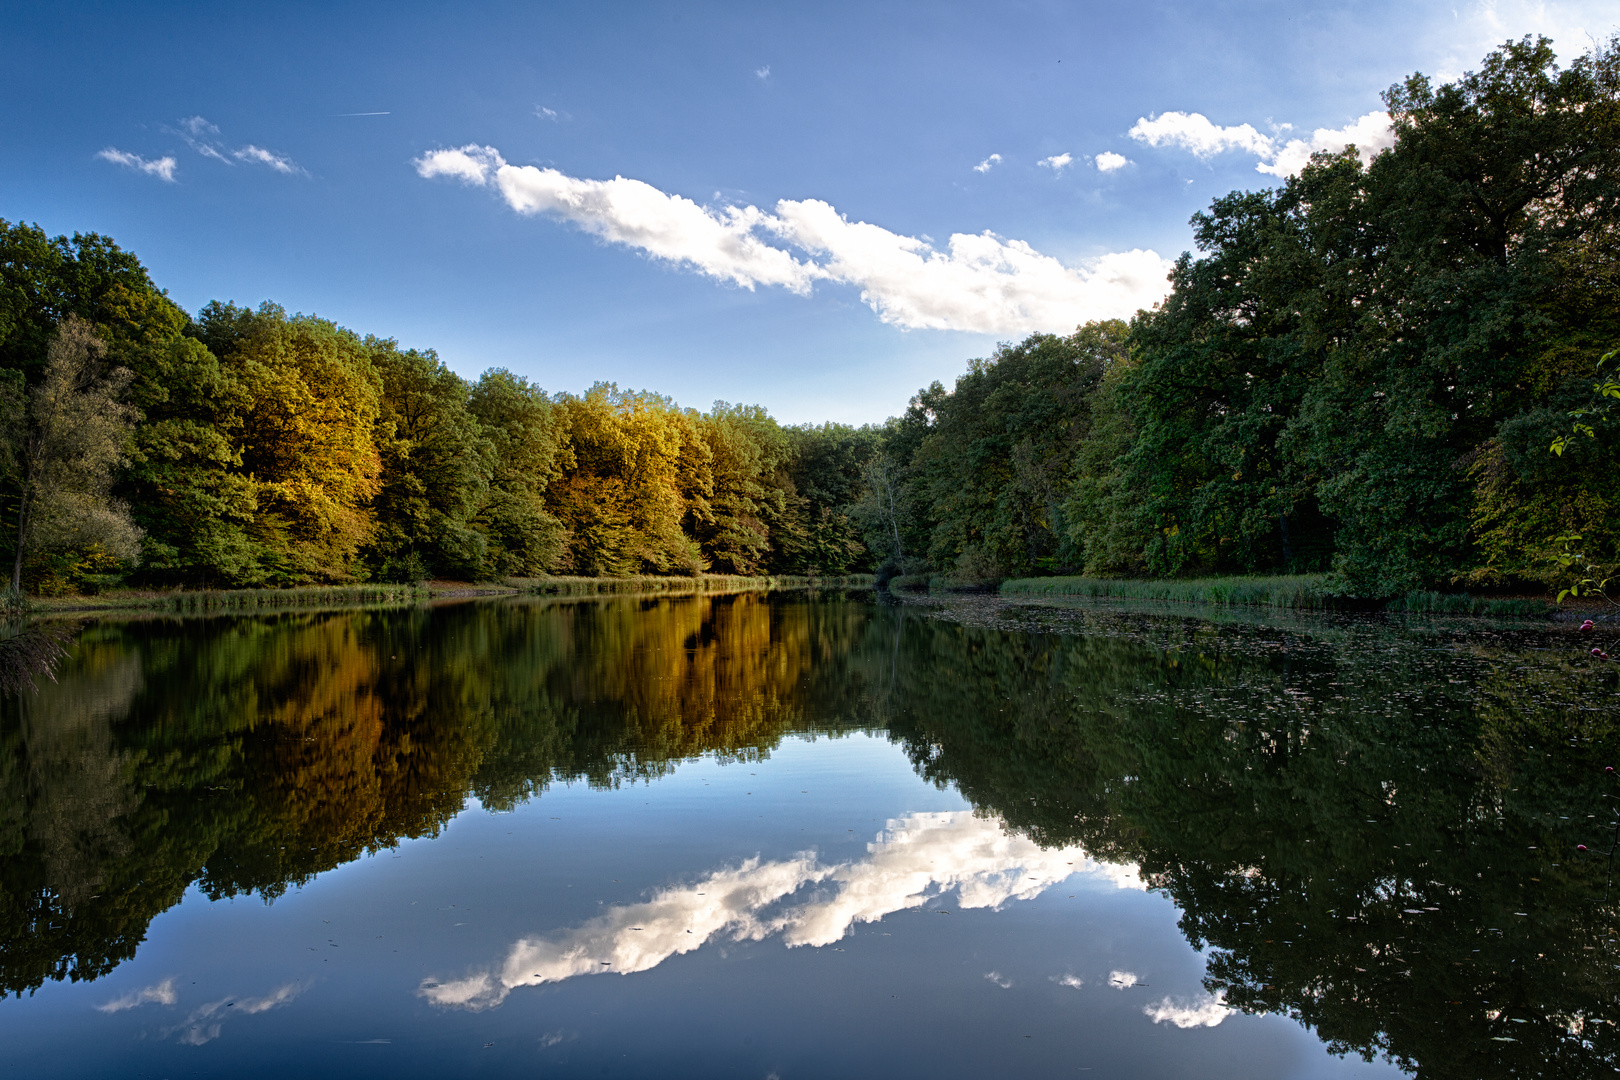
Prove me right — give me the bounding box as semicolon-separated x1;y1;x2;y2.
0;589;1615;1078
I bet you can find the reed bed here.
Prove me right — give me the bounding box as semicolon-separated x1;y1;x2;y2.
998;574;1337;609
509;574;874;595
996;574;1555;617
161;584;429;611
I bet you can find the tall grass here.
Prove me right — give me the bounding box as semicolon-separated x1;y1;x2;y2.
162;584;428;612
997;575;1555;617
999;574;1337;609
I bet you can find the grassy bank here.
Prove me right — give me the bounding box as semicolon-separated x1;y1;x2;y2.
25;574;875;614
994;574;1554;617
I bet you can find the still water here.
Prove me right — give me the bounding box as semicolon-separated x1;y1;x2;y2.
0;590;1616;1078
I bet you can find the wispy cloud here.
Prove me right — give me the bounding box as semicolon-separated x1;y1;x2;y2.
1094;151;1130;173
1128;109;1393;178
174;115;231;162
419;810;1142;1011
973;153;1002;174
1107;970;1140;989
161;116;306;175
755;65;771;79
415;145;1174;334
234;144;304;175
96;978;177;1012
1144;990;1232;1028
1037;153;1073;172
536;105;562;121
984;971;1014;989
97;148;178;182
1053;973;1084;989
336;111;390;117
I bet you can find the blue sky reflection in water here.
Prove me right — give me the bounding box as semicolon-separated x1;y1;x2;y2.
3;737;1390;1079
1;590;1616;1077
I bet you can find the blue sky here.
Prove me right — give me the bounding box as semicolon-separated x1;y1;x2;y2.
3;1;1615;424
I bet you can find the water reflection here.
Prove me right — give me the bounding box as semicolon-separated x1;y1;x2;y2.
0;591;1617;1078
162;982;303;1046
421;809;1139;1010
871;598;1620;1078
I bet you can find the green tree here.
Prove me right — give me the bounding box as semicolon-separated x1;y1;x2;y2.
1114;35;1620;595
687;403;788;574
4;317;141;596
367;340;492;580
467;368;567;576
774;422;877;574
905;324;1122;579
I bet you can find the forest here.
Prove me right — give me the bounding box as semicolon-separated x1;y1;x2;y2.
1;35;1616;600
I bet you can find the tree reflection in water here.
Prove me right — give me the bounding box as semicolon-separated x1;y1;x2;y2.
1;591;1617;1077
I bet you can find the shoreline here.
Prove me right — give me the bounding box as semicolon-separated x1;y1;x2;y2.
21;574;877;615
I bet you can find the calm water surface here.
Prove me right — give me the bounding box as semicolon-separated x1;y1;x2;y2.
0;590;1616;1078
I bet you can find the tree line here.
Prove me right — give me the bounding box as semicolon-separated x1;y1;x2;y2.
2;35;1616;598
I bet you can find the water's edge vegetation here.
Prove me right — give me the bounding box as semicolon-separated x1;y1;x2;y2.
24;573;876;614
996;573;1558;617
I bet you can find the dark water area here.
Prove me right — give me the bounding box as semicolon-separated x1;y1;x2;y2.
0;591;1616;1078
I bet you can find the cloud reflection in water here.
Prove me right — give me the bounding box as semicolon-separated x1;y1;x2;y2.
164;983;303;1045
421;811;1142;1010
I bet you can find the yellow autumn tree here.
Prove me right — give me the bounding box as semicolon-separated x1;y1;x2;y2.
198;303;383;582
548;383;706;575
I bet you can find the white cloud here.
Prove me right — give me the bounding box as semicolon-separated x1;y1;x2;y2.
96;978;177;1013
415;145;1175;333
415;145;506;186
97;148;178;182
756;65;771;79
973;153;1002;173
1256;110;1395;177
234;145;304;175
984;971;1014;989
537;106;560;120
1128;112;1274;158
497;163;818;294
1094;151;1130;173
1038;153;1073;172
1107;970;1140;989
1054;973;1084;989
1130;108;1395;179
420;810;1141;1011
1144;990;1232;1028
164;983;302;1046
